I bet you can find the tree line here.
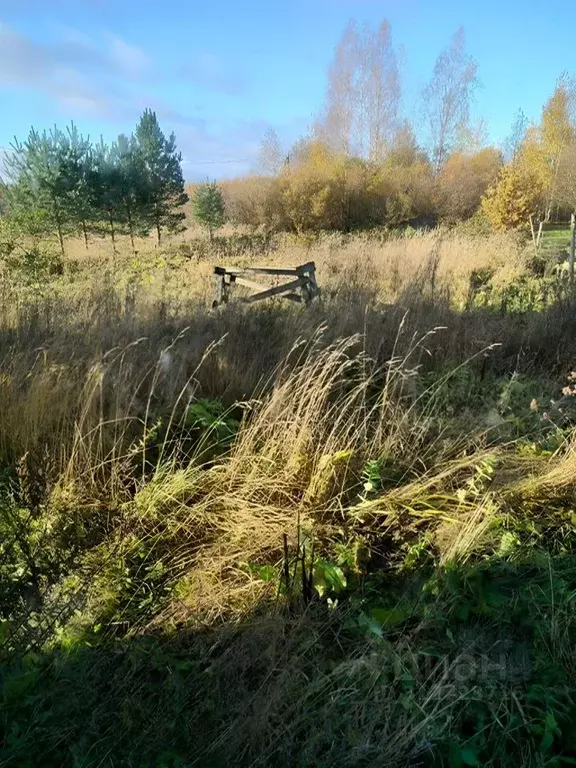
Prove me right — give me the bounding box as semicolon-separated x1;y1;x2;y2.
4;20;576;246
1;109;188;254
221;23;576;235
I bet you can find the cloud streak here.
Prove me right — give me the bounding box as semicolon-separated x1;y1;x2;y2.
179;53;247;96
0;20;150;116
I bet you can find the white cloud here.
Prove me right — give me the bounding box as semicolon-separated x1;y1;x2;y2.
0;21;51;86
50;23;94;49
107;34;150;78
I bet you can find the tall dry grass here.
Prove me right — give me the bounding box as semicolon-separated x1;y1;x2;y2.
5;229;576;767
0;228;574;473
10;227;528;315
5;318;568;638
5;313;576;766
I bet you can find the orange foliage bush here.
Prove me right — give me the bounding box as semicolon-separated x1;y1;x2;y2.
436;148;502;222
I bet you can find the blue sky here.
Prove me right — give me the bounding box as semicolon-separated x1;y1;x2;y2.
0;0;573;179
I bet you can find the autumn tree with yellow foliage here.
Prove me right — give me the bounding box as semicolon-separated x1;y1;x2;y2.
279;141;348;232
481;77;576;231
481;163;546;231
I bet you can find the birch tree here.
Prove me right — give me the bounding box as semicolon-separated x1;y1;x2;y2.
422;28;478;171
256;127;284;176
319;19;400;160
504;109;528;162
360;20;401;160
320;20;358;155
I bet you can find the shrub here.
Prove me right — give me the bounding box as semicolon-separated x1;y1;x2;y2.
482;163;547;231
192;181;226;241
436;147;502;222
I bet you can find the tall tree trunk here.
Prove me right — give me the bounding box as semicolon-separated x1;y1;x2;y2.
155;205;161;245
52;200;65;257
52;199;66;256
82;220;89;250
127;205;136;255
56;220;65;257
109;212;117;253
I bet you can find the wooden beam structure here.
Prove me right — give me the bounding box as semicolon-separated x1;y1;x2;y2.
213;262;319;307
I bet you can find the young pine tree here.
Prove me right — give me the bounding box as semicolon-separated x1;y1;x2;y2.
55;124;96;249
5;127;69;255
134;109;189;244
192;180;226;241
92;139;124;252
116;133;150;253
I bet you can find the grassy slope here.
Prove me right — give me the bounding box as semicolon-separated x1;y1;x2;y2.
1;229;576;766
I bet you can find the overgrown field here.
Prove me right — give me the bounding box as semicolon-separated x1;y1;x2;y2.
2;228;576;767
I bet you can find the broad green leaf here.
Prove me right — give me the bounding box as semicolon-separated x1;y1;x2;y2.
540;710;558;753
371;606;409;628
313;560;347;596
257;565;276;582
461;747;480;766
448;742;463;768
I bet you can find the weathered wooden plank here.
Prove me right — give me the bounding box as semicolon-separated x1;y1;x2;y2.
241;277;306;304
222;267;298;277
295;262;316;275
301;263;318;304
221;262;315;277
213;273;224;306
233;275;269;292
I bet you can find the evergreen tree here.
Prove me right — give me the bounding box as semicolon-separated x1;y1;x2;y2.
134;109;188;244
116;133;150;253
92;138;124;252
55;124;96;249
5;127;69;255
192;180;226;241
